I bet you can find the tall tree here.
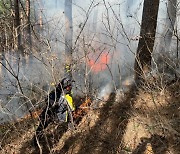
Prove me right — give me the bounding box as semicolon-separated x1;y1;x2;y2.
64;0;73;78
26;0;32;47
159;0;177;53
0;0;13;51
14;0;22;50
165;0;177;50
134;0;160;83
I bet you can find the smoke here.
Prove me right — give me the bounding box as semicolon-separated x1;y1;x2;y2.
37;0;172;96
92;82;114;108
97;82;113;101
1;0;174;123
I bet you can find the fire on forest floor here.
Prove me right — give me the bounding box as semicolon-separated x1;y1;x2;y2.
1;97;92;125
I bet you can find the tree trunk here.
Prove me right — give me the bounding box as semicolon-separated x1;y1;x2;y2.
14;0;22;51
64;0;73;78
26;0;32;47
39;0;43;31
134;0;160;83
165;0;177;49
159;0;177;53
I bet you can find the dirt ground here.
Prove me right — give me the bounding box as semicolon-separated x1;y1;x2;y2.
0;79;179;154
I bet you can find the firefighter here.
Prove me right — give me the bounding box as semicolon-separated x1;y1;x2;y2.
34;77;75;145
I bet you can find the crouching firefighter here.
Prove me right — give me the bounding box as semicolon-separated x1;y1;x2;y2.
34;77;75;144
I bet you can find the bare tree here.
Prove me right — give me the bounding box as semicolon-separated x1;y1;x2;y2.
165;0;177;50
14;0;22;51
158;0;177;54
25;0;32;47
64;0;73;78
134;0;160;83
0;0;14;51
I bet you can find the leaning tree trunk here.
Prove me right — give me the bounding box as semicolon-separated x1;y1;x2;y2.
14;0;22;51
134;0;160;83
64;0;73;78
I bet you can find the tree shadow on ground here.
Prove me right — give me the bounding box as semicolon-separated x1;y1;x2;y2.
133;79;180;154
132;134;169;154
20;80;180;154
160;80;180;153
74;86;137;154
55;132;81;154
19;122;68;154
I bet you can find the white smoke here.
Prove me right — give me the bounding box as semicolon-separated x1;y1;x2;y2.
98;83;114;101
92;82;114;108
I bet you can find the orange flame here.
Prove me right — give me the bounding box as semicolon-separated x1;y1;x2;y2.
73;98;91;119
87;52;110;73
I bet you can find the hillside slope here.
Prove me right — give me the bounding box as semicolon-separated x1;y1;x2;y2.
0;79;179;154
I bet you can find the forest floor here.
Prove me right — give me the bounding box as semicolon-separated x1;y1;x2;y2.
0;78;180;154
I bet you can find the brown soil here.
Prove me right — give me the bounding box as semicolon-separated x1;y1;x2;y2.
0;80;179;154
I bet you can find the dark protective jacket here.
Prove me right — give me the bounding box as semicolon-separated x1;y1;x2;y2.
44;86;75;122
46;87;62;108
56;93;75;122
34;81;75;144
